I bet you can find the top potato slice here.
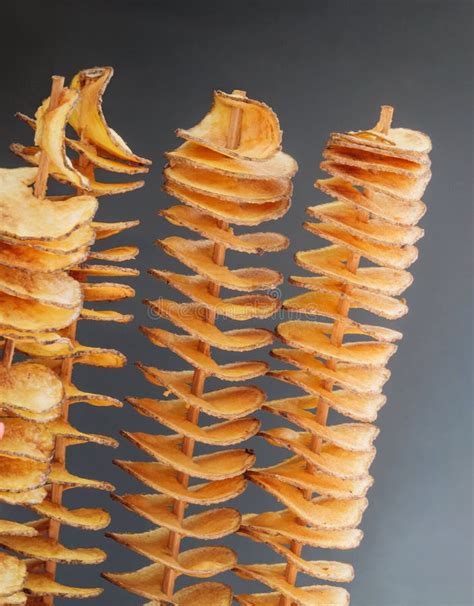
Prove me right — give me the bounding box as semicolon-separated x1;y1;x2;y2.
69;66;151;166
333;127;431;156
34;87;90;190
0;167;97;241
177;90;281;161
167;142;297;179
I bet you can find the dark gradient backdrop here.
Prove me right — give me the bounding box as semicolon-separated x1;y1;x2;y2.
1;1;472;605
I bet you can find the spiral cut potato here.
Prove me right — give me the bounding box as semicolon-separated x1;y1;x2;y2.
235;107;432;606
103;90;297;605
0;67;149;605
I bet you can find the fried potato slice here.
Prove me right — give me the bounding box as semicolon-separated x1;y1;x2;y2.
24;573;102;599
249;473;368;529
12;143;145;197
271;348;389;395
296;245;412;296
241;529;354;581
109;527;236;575
82;282;135;302
288;275;407;320
140;328;268;380
0;536;105;564
88;246;139;262
1;224;95;255
71;264;139;278
0;292;81;332
317;177;426;225
159;238;282;291
0;330;71;349
47;418;118;449
284;288;405;322
284;293;402;334
161;205;288;252
128;398;259;445
102;564;172;603
0;167;97;240
151;271;280;320
92;220;140;240
307;201;423;246
16;341;126;368
331;127;431;157
0;553;26;597
258;456;372;499
136;365;265;418
0;240;88;273
267;376;385;422
305;223;418;270
321;160;431;202
68;138;149;174
80;307;133;323
164;164;290;204
29;500;110;530
161;582;232;606
0;520;38;537
34;87;90;189
65;384;122;408
262;402;379;451
115;460;246;505
241;511;363;550
0;487;47;506
164;181;290;226
49;463;114;492
0;418;55;462
0;457;49;492
0;362;64;417
106;568;233;605
235;566;350;606
177;90;281;160
323;144;429;176
167;141;297;179
122;431;255;480
69;66;151;165
147;299;273;351
113;493;240;539
0;266;81;309
277;321;397;366
259;428;375;479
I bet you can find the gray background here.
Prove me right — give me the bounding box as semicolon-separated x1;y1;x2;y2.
0;1;472;605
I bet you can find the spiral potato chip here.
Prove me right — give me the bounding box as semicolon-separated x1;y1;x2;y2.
106;90;295;604
238;106;432;604
0;68;149;603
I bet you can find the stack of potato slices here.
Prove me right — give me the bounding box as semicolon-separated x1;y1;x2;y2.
235;107;432;605
104;90;297;605
0;67;149;604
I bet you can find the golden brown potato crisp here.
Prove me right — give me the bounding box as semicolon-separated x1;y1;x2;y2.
106;90;295;604
238;106;432;605
0;67;149;603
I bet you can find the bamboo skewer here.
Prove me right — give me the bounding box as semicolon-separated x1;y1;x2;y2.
160;89;247;602
279;106;394;606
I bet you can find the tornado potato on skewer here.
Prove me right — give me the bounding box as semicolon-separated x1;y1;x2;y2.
0;67;150;605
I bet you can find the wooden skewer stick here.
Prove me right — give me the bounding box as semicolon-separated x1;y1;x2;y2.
279;106;393;606
160;90;246;602
1;76;64;374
